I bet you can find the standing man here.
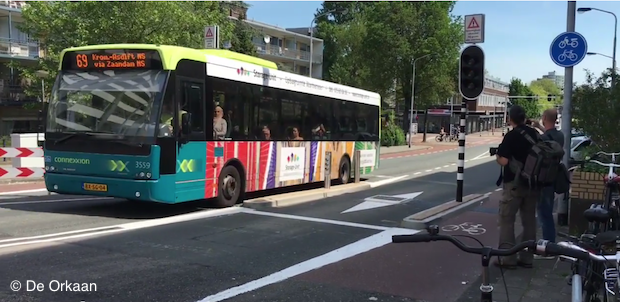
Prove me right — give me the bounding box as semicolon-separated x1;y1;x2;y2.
493;105;541;269
531;109;565;256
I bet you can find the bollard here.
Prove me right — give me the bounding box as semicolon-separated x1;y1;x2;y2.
324;151;331;189
354;150;361;183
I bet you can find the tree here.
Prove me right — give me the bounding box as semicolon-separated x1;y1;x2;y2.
12;1;239;99
224;2;257;56
315;2;463;129
508;78;539;119
572;69;620;151
530;78;562;111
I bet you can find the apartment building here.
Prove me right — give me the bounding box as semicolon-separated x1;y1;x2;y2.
426;74;508;134
0;0;42;137
244;19;324;79
538;71;564;90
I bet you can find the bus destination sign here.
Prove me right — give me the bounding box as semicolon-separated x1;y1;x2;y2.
64;50;161;70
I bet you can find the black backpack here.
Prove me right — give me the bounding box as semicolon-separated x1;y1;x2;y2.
509;129;565;188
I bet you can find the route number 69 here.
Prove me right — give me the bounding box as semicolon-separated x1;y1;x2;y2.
135;161;151;169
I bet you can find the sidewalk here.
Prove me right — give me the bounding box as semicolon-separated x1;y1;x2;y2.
457;191;573;302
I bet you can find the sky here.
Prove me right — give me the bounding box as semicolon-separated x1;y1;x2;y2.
246;1;620;85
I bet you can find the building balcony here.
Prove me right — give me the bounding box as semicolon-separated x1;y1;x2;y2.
0;37;40;60
0;84;39;106
253;42;323;64
0;0;26;10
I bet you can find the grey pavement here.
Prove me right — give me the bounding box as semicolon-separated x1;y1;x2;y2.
456;192;574;302
0;141;503;302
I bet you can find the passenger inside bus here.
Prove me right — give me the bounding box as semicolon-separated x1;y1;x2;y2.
213;106;227;140
261;126;272;140
289;127;303;140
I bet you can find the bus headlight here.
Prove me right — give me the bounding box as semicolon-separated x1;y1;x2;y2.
135;171;153;180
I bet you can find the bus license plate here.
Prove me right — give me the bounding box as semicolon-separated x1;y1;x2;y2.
83;183;108;192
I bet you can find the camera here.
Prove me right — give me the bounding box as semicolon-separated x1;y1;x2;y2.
489;147;498;156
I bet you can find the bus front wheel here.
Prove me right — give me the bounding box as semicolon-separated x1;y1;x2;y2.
216;165;243;208
339;157;351;184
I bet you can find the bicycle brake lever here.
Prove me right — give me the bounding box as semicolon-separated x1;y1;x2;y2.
427;225;440;235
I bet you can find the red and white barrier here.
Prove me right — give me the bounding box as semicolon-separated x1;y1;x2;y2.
0;133;45;179
0;147;44;158
0;167;44;178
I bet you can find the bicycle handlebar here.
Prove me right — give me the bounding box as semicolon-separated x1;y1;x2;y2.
589;160;620;169
597;151;620;157
557;241;620;262
392;234;590;260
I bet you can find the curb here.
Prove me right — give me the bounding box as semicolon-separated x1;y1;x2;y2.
400;193;486;229
0;178;45;185
243;182;372;209
379;146;433;157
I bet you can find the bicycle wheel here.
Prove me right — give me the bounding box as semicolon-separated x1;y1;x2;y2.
435;135;442;142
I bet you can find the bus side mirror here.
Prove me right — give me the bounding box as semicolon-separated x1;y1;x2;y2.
181;113;191;135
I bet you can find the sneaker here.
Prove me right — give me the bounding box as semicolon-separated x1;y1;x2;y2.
534;254;556;260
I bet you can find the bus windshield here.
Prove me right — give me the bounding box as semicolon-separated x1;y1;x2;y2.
47;70;168;138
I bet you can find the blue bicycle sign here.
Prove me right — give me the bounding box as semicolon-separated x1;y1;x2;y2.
550;32;587;68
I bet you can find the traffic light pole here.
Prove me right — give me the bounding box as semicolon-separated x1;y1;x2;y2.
457;44;484;203
456;97;467;203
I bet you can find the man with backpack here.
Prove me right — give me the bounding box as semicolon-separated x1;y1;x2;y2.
493;105;565;269
530;109;565;259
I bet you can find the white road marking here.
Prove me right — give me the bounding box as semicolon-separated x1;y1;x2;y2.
368;175;408;188
471;151;489;161
0;207;243;249
0;188;48;196
196;227;418;302
240;208;392;231
0;197;114;206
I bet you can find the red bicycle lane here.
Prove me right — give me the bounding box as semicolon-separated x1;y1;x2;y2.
294;191;508;302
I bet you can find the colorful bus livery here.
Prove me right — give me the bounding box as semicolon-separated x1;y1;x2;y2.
44;44;381;207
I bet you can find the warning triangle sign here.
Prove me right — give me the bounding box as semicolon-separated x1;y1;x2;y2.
467;17;479;29
205;28;214;38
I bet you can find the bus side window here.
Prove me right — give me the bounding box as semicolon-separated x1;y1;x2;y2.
182;81;205;135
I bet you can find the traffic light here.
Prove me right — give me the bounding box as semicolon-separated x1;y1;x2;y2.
459;45;485;100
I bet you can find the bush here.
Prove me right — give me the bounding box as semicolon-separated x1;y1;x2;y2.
381;124;406;147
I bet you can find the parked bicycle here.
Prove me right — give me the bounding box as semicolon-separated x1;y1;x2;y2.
574;151;620;233
565;151;620;301
392;225;590;302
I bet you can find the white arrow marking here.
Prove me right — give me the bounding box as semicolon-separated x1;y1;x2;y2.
341;192;423;214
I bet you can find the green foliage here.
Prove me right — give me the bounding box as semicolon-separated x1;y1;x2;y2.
572;69;620;151
508;78;540;119
381;123;406;147
229;17;257;56
11;1;247;99
316;2;463;110
530;78;562;111
380;110;406;146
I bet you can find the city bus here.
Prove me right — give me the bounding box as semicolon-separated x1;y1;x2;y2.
43;44;381;207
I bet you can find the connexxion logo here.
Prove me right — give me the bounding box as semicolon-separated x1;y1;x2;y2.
237;67;251;76
54;157;90;165
286;153;300;163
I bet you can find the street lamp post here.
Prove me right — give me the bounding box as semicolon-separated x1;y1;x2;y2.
578;7;617;84
308;9;346;78
408;54;432;148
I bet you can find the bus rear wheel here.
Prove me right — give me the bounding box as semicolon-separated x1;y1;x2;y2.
215;165;243;208
339;157;351;184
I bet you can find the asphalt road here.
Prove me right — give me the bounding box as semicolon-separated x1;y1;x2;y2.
0;142;502;302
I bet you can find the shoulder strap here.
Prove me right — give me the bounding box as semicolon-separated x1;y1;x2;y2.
518;129;541;145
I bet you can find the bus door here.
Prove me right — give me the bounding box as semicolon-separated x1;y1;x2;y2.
175;76;207;201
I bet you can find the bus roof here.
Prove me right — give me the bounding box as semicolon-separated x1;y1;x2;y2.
58;43;278;70
58;43;381;106
206;55;381;106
